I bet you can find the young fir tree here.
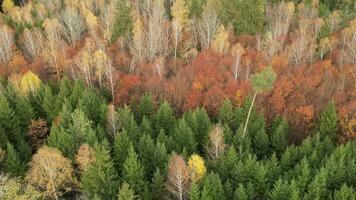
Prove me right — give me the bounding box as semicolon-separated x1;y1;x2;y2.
67;109;98;146
201;172;225;200
150;169;167;200
122;146;146;198
113;129;132;171
270;117;289;155
77;88;107;125
14;96;34;133
118;106;141;143
69;80;85;108
315;101;339;141
40;85;57;123
234;184;248;200
269;178;290;200
55;77;72;113
218;99;237;131
138;94;155;122
47;125;77;159
154;101;176;134
81;142;119;200
173;119;197;155
111;0;133;43
140;116;153;137
192;108;211;151
334;184;356;200
117;182;138;200
188;183;201;200
138;134;156;176
4;142;26;177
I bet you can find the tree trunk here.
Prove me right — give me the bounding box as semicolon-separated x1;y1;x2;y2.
240;92;257;153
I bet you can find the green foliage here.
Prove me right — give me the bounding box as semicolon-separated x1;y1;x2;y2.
4;143;26;177
189;183;201;200
113;129;132;171
150;169;167;200
220;0;265;35
137;94;155;122
201;172;225;200
81;142;119;200
271;117;289;154
187;0;206;17
334;184;356;200
251;66;277;94
154;101;176;134
172;119;197;154
117;182;138;200
234;184;248;200
315;101;339;141
111;0;133;43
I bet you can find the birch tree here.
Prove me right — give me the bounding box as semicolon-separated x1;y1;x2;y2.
167;153;189;200
59;6;86;46
206;124;227;160
0;25;14;64
230;43;245;82
20;28;44;61
197;0;219;50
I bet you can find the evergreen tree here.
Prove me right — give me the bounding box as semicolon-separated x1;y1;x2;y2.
334;184;356;200
69;80;85;108
117;182;138;200
77;89;107;125
271;117;289;155
123;146;146;197
304;168;328;200
315;101;339;141
138;94;155;122
47;125;77;159
55;77;72;113
253;129;270;158
220;0;265;35
4;142;25;177
173;119;197;155
118;105;141;143
201;172;225;200
154;101;176;134
224;179;234;200
150;169;167;200
40;85;56;123
187;0;205;17
67;109;98;146
189;183;201;200
269;178;290;200
81;142;119;200
140;116;153;137
138;134;156;176
218;99;237;131
111;0;133;42
234;184;248;200
289;180;301;200
113;129;132;171
14;96;33;133
192;108;211;151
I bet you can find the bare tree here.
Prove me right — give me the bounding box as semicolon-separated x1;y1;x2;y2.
105;61;116;102
230;43;245;82
206;124;227;160
0;25;14;64
100;1;116;44
167;153;189;200
59;6;86;46
106;104;120;137
340;21;356;65
20;28;44;61
196;0;219;50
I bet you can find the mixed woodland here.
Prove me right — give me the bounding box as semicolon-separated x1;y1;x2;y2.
0;0;355;199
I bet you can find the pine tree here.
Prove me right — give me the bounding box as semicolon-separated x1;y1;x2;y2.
173;119;197;154
123;146;146;197
218;99;236;130
111;0;133;42
77;89;106;125
4;143;25;177
47;125;77;159
138;134;156;176
40;85;56;123
69;80;85;108
14;96;33;133
67;109;98;146
269;178;290;200
315;101;339;141
253;129;270;158
81;142;119;200
192;108;211;151
55;77;72;113
117;182;138;200
201;172;225;200
154;101;176;134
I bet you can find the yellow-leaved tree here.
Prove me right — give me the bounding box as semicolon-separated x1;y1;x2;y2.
2;0;14;13
211;25;230;54
188;154;206;182
20;71;42;95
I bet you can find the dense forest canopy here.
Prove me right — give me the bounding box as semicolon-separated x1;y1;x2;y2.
0;0;355;199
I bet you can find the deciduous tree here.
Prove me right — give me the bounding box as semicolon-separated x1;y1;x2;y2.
167;153;189;200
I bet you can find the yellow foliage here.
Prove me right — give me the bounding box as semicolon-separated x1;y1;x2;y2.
211;25;230;54
171;0;189;29
75;144;95;172
20;71;42;95
188;154;206;182
2;0;14;13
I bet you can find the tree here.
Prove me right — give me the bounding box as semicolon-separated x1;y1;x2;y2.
0;25;13;64
106;104;120;138
111;0;133;42
188;183;201;200
334;184;356;200
211;25;230;54
59;6;86;46
206;124;227;160
81;142;118;200
188;154;206;182
67;109;97;146
151;169;168;200
201;172;225;200
234;184;248;200
154;101;176;134
230;43;245;82
269;178;290;200
197;0;220;49
4;143;25;177
171;0;189;65
240;66;277;153
27;119;49;152
122;146;146;196
26;146;76;200
270;117;289;154
20;71;42;96
138;94;155;122
117;182;138;200
20;28;44;61
113;129;132;170
173;119;197;154
75;143;94;172
315;101;339;141
167;153;189;200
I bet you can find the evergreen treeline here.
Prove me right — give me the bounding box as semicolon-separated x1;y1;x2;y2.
0;77;355;199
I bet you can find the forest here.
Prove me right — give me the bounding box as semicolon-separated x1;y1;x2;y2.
0;0;355;199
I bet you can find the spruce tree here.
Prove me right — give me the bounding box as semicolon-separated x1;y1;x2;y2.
14;96;34;133
4;142;25;177
173;119;197;155
253;129;270;158
154;101;176;134
113;129;132;171
138;94;155;122
150;169;167;200
234;184;248;200
117;182;138;200
269;178;290;200
315;101;339;141
55;77;72;114
271;117;289;155
40;85;56;123
138;134;156;176
218;99;236;130
122;146;146;197
192;108;211;151
189;183;201;200
334;184;356;200
77;89;107;125
140;116;153;137
111;0;133;42
47;125;77;159
81;142;119;200
67;109;98;146
201;172;225;200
